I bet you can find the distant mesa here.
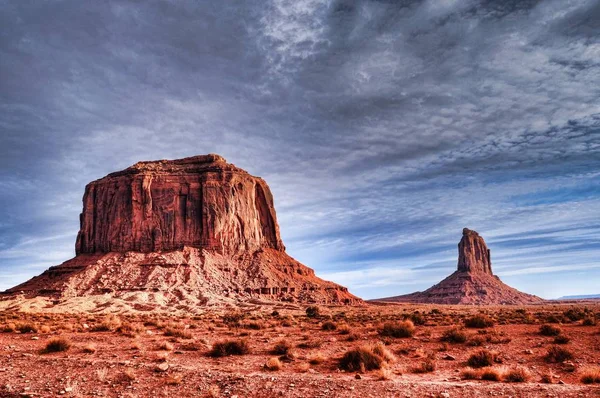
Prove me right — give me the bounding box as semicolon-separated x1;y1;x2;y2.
3;154;359;310
375;228;545;305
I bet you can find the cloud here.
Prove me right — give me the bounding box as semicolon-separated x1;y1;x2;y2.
0;0;599;299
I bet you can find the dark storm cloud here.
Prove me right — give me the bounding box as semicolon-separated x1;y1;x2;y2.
1;0;599;299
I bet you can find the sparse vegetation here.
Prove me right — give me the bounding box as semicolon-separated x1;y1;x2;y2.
321;321;337;331
504;367;530;383
209;340;250;357
464;314;494;329
553;335;570;344
544;346;574;363
41;337;71;354
467;349;497;368
441;327;467;344
480;367;502;381
580;367;600;384
272;340;291;355
411;359;435;374
265;357;283;371
305;306;320;318
339;344;393;372
379;320;415;338
539;324;562;336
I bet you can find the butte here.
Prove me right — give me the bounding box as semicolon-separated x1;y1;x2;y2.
3;154;359;312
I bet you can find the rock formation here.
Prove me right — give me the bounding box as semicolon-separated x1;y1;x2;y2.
376;228;544;305
3;155;359;311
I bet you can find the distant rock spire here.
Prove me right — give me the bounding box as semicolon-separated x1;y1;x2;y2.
457;228;492;275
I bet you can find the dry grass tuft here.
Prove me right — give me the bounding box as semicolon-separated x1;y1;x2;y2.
580;367;600;384
41;337;71;354
539;324;561;336
467;349;497;368
441;327;467;344
265;357;283;371
544;346;573;363
379;321;415;338
209;340;250;357
504;367;530;382
464;315;494;329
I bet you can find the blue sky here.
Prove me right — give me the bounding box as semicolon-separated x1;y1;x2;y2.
1;0;599;299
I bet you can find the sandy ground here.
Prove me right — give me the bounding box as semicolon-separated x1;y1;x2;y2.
1;302;600;397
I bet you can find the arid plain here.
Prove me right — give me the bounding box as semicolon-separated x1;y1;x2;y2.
1;302;600;397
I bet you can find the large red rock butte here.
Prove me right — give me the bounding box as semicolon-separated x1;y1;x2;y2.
376;228;544;305
4;155;359;310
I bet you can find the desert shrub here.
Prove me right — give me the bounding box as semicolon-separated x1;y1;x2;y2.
504;367;530;382
411;359;435;374
553;335;570;344
407;312;426;326
379;320;415;338
209;340;250;357
243;321;264;330
41;338;71;354
338;324;351;335
305;306;320;318
464;315;494;329
91;315;122;332
16;322;38;333
309;352;326;365
339;345;390;372
371;342;396;363
545;314;561;323
582;317;596;326
265;357;282;371
539;324;561;336
222;311;244;326
467;335;485;346
156;341;173;351
544;346;573;363
580;367;600;384
563;308;586;322
540;373;553;384
164;326;192;339
297;340;322;349
441;327;467;344
1;322;16;333
480;367;502;381
467;349;497;368
272;340;291;355
118;322;144;337
321;321;337;331
461;368;480;380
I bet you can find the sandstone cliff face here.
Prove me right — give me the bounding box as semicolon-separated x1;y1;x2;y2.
6;155;359;309
75;154;284;256
376;228;544;305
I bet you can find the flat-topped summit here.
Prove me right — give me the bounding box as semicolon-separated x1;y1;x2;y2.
106;154;238;178
375;228;544;305
5;154;359;310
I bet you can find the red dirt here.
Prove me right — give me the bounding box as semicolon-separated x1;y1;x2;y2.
1;303;599;397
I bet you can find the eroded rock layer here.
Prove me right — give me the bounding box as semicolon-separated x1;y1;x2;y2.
376;228;544;305
5;155;359;308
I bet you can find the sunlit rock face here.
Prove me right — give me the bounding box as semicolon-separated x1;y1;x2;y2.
75;154;284;255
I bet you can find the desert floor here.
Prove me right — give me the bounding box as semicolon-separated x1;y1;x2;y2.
1;302;600;397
